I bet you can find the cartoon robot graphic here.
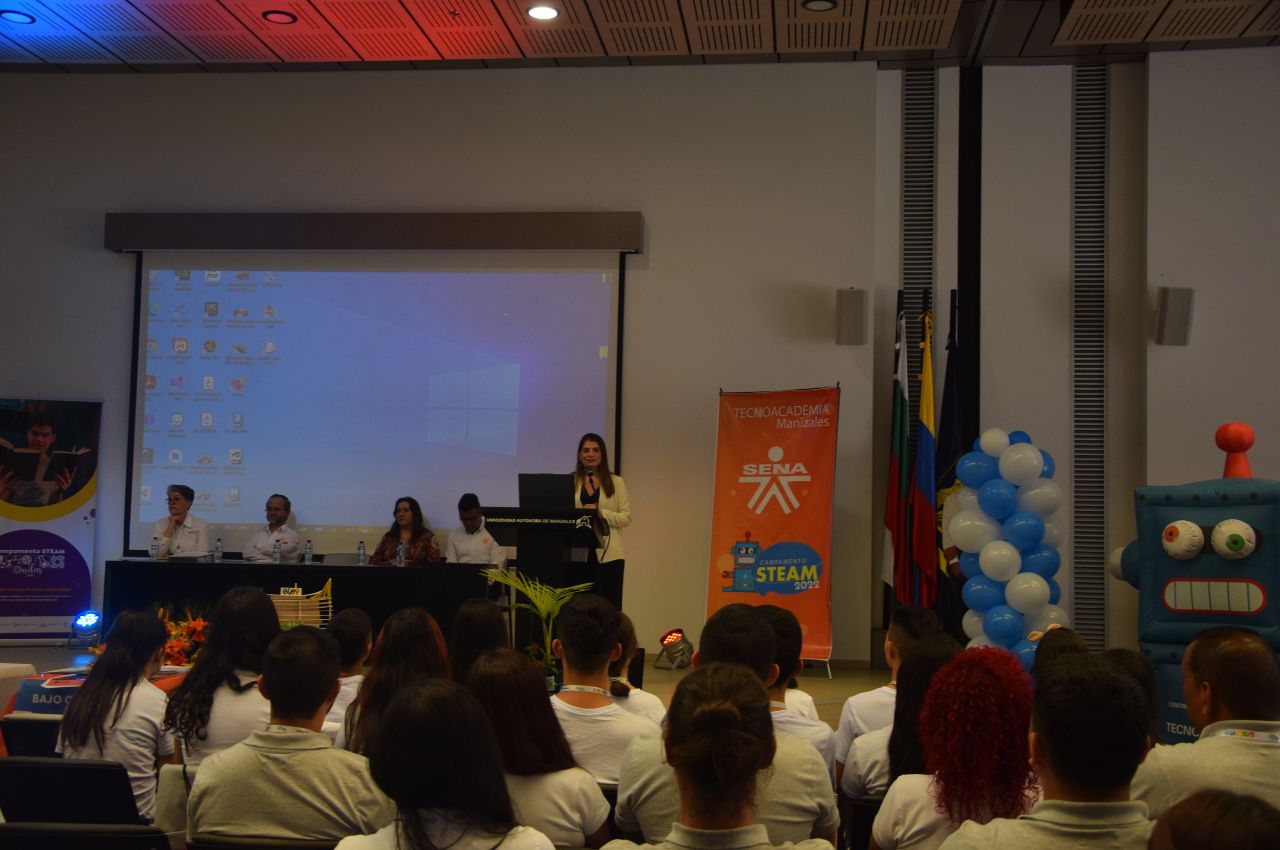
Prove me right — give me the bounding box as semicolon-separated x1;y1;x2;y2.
723;532;761;593
1115;423;1280;742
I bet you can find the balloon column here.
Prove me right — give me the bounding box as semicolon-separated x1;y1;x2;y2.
950;428;1071;670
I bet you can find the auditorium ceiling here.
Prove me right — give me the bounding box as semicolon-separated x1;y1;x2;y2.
0;0;1275;71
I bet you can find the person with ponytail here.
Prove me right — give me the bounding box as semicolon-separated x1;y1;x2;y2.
607;612;665;725
163;586;281;765
607;662;835;850
57;610;172;820
336;677;553;850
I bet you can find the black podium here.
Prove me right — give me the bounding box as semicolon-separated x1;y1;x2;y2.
483;507;597;586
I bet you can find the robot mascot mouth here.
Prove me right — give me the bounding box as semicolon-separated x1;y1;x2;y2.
1162;578;1266;614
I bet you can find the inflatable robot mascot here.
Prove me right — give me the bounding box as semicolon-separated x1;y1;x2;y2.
1114;423;1280;743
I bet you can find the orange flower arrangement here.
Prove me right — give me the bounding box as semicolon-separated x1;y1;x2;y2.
157;606;209;666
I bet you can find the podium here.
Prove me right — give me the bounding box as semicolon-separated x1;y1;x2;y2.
482;508;598;587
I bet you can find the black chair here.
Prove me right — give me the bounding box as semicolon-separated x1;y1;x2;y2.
0;713;62;757
839;794;884;850
0;822;169;850
0;756;143;824
187;837;338;849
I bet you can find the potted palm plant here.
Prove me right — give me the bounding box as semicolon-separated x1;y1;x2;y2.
483;568;591;689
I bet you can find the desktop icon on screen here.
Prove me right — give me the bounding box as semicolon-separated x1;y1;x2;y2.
170;375;185;390
204;302;219;318
233;307;249;318
145;375;157;390
228;487;241;504
262;341;276;354
230;412;244;429
140;485;151;502
200;412;213;428
169;413;184;427
228;449;243;465
202;375;215;391
205;271;221;283
141;448;153;465
236;271;251;281
168;449;183;464
175;270;191;281
231;377;246;392
172;338;188;354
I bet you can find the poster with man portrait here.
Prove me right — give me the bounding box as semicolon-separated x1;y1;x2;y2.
0;399;100;640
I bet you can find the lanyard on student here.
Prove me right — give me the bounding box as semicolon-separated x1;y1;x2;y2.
559;684;610;697
1205;728;1280;743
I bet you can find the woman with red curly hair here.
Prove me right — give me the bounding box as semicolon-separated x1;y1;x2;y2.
870;648;1038;850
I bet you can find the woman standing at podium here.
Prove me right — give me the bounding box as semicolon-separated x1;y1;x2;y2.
571;433;630;608
371;497;442;565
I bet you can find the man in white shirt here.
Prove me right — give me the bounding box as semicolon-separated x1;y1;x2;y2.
550;593;658;784
445;493;507;566
834;606;941;784
1130;626;1280;817
758;604;836;776
616;604;838;845
242;493;301;562
942;655;1154;850
189;626;393;840
323;607;372;740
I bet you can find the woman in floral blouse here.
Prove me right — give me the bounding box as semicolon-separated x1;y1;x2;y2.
370;496;441;565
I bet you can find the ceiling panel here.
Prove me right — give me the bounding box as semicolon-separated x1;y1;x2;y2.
1024;0;1103;54
1244;0;1280;33
1148;0;1268;39
0;0;121;61
403;0;522;60
679;0;774;54
309;0;442;60
131;0;279;62
865;0;962;50
776;0;864;52
494;0;606;57
588;0;689;55
0;31;42;60
221;0;361;61
1054;0;1167;45
34;0;196;61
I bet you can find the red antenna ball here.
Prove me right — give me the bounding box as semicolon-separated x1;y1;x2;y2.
1216;422;1255;479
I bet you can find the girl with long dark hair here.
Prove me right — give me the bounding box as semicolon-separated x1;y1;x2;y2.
467;648;610;849
370;497;441;565
58;610;172;820
339;607;449;754
450;597;508;687
335;677;553;850
162;586;281;765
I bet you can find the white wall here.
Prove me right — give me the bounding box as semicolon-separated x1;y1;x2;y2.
1146;47;1280;485
0;63;882;661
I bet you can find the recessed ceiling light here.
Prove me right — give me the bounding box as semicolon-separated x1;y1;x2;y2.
0;9;37;23
527;5;559;19
261;10;298;24
801;0;838;10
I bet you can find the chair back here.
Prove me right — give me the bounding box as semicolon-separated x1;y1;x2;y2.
0;756;143;824
841;795;884;850
153;762;198;842
0;822;169;850
0;713;62;757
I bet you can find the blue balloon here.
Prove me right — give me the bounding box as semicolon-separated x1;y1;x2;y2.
956;451;1000;488
1003;511;1046;550
1021;545;1061;579
959;551;982;579
1040;450;1056;479
977;479;1019;520
983;605;1025;647
1009;430;1033;444
972;438;983;451
962;575;1006;613
1010;638;1037;672
1047;577;1062;605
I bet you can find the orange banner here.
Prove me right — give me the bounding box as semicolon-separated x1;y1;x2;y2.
706;387;839;659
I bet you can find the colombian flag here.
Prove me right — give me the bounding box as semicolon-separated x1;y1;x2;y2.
909;310;940;607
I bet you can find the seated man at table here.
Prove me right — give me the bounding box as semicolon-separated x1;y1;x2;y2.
188;626;393;841
445;492;507;567
242;493;302;562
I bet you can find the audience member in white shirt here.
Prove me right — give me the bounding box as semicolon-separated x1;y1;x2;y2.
336;677;554;850
549;594;659;785
872;648;1037;850
323;607;373;741
608;612;666;726
241;493;302;562
836;606;942;786
842;633;960;800
757;605;837;776
445;493;508;566
57;610;174;821
163;586;281;765
786;685;819;720
468;647;611;849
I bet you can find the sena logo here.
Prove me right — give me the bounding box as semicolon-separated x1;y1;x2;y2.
739;447;811;515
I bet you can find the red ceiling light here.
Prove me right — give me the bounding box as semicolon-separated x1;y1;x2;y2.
262;10;298;24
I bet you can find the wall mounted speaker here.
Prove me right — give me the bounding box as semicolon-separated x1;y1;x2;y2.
836;288;868;346
1155;287;1194;346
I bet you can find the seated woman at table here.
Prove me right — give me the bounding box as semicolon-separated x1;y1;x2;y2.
57;610;172;822
151;484;209;559
163;586;281;765
370;497;441;565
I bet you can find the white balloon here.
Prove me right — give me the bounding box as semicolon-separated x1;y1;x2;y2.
980;428;1010;458
1042;515;1066;548
949;509;1003;553
1005;572;1051;614
953;487;980;513
967;635;994;649
999;443;1045;485
979;540;1023;582
1026;604;1070;634
1018;478;1063;515
962;609;986;640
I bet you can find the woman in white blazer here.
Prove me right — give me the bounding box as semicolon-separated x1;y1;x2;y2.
571;432;630;608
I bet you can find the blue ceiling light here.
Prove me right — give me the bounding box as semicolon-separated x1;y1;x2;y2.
0;9;37;24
